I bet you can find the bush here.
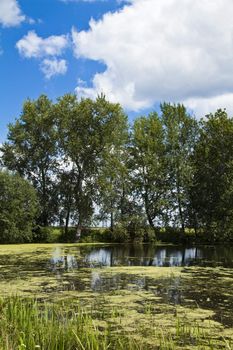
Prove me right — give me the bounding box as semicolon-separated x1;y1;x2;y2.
59;227;77;242
32;226;62;243
109;217;156;243
32;226;50;242
143;227;157;242
110;223;129;243
80;228;111;243
59;226;112;243
157;227;183;243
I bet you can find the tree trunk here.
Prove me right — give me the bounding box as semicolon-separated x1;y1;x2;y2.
178;196;185;234
176;173;185;234
110;211;114;231
144;190;157;240
65;205;70;236
120;183;126;219
41;167;48;227
75;226;82;241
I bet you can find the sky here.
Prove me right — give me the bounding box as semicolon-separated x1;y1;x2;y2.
1;0;233;142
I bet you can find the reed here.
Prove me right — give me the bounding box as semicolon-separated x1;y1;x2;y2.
0;297;231;350
0;297;142;350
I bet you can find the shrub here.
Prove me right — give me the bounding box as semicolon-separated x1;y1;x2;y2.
32;226;62;243
111;223;129;242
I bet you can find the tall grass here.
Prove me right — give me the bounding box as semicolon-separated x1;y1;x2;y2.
0;297;142;350
0;297;232;350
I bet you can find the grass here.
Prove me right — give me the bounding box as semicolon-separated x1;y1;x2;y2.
0;297;232;350
0;297;142;350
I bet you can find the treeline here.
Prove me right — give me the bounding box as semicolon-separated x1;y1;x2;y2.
1;94;233;243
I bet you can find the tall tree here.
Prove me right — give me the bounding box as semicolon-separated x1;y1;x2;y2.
130;113;167;236
96;123;129;230
192;109;233;239
1;95;58;226
161;103;198;233
57;167;76;234
55;94;128;234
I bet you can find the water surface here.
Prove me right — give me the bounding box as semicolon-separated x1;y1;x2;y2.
49;244;233;269
1;243;233;329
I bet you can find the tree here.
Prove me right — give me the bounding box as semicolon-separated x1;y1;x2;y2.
0;171;38;243
192;109;233;239
130;113;167;237
161;103;198;233
1;95;58;226
55;94;128;235
96;121;129;230
57;167;76;235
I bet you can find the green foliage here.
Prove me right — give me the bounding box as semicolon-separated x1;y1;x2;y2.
1;95;59;226
32;226;62;243
126;216;150;242
59;226;77;242
2;93;233;244
56;94;128;232
108;217;154;243
130;113;167;236
111;222;130;242
0;171;38;243
96;120;130;230
80;228;112;243
192;109;233;240
161;103;199;232
58;227;108;243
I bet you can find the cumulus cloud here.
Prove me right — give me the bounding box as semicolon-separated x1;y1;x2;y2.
0;0;25;27
16;31;69;58
16;31;69;79
40;58;68;79
184;94;233;117
72;0;233;115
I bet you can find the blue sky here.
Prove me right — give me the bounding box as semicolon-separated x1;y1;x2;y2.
0;0;128;142
1;0;233;142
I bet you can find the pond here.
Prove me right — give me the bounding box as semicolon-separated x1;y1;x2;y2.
49;244;233;268
1;243;233;348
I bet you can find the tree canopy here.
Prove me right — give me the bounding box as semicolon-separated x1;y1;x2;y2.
0;171;38;243
1;94;233;243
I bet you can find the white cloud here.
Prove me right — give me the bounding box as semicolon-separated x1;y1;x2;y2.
0;0;25;27
40;58;68;79
16;31;69;58
72;0;233;115
16;31;69;79
184;94;233;118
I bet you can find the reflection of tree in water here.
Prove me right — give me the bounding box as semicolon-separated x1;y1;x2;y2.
88;245;203;267
53;245;204;268
50;247;78;271
8;244;233;275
